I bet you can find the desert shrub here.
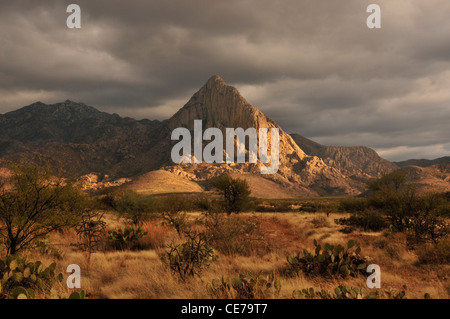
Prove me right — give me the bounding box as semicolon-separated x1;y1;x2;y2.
161;233;215;281
209;175;251;214
193;196;221;213
155;194;194;213
157;195;192;237
406;212;449;247
334;209;387;231
137;221;170;249
293;285;406;299
416;238;450;264
107;224;149;250
0;255;63;299
207;272;281;299
105;190;155;225
75;210;107;253
311;216;329;228
285;239;368;278
339;197;368;213
202;212;266;256
372;238;403;259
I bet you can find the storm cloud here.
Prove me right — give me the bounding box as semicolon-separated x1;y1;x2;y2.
0;0;449;161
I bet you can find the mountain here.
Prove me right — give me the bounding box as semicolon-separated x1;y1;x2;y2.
394;156;450;168
2;76;442;197
290;134;398;179
163;75;361;196
0;100;169;177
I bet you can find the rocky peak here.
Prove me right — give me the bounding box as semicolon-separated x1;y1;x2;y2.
167;75;306;160
168;75;259;130
204;74;227;88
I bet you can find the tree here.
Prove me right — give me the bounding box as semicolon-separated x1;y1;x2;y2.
210;175;251;215
0;160;84;255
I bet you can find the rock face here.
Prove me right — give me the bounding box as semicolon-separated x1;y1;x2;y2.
0;75;417;197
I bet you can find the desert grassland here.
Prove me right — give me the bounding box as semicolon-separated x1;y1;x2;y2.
27;211;449;299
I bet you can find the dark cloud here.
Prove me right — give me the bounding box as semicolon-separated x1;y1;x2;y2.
0;0;449;161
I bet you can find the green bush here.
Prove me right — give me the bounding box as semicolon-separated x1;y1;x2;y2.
207;272;281;299
286;239;368;278
108;224;149;250
0;255;63;299
209;175;251;214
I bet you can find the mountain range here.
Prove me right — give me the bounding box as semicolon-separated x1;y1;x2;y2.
0;75;449;197
394;156;450;168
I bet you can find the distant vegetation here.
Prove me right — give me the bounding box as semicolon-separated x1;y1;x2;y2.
336;171;449;248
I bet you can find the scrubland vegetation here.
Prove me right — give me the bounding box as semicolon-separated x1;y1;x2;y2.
0;161;449;299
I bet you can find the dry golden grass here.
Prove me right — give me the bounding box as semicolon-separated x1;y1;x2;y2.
8;211;450;299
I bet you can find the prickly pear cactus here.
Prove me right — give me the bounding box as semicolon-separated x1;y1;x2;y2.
286;239;368;278
207;272;281;299
0;255;63;299
108;224;149;249
51;290;88;299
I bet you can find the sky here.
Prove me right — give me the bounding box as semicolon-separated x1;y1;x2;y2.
0;0;449;162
